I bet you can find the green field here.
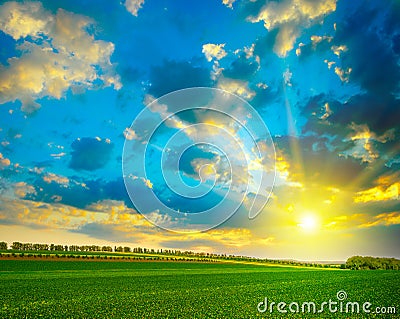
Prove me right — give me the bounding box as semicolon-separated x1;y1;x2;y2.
0;260;398;318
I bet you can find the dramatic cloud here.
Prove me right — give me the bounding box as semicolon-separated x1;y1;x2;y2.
246;0;337;57
359;212;400;228
330;94;400;135
334;0;400;95
274;135;366;187
301;92;400;168
340;123;396;163
0;1;121;112
69;137;114;171
0;0;399;260
354;183;399;203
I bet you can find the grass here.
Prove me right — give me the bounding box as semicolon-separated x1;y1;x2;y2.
0;260;398;318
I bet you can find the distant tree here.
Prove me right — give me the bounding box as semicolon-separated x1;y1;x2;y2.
22;243;33;251
11;242;22;250
54;245;64;251
0;242;7;250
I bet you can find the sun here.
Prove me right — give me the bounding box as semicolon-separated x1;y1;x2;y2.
298;214;319;232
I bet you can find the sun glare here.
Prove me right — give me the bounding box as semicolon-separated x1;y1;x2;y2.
298;214;319;232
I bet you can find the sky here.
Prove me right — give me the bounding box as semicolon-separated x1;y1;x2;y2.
0;0;399;261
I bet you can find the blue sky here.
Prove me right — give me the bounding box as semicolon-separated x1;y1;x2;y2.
0;0;399;260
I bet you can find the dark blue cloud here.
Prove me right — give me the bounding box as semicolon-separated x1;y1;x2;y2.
253;31;279;63
178;145;218;177
148;60;212;98
392;34;400;55
335;0;400;96
69;137;114;171
275;135;367;187
223;53;259;80
25;176;131;210
330;94;400;135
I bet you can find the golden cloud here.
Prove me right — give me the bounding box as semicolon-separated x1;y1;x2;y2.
217;77;255;99
0;197;152;230
13;182;36;198
247;0;337;57
0;194;277;253
359;212;400;228
43;173;70;186
222;0;236;9
0;1;121;112
341;123;395;163
123;128;140;141
202;43;228;62
0;153;11;169
354;183;399;203
334;66;352;83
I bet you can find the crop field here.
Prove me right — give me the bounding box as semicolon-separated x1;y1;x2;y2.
0;260;399;318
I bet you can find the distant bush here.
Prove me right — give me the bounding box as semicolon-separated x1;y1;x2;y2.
346;256;399;270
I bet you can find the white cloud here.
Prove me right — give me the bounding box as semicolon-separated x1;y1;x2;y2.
247;0;337;57
222;0;236;9
211;61;224;81
0;1;121;112
202;43;228;62
283;68;293;86
124;0;145;16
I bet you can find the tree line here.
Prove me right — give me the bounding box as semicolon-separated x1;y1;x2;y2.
0;241;330;266
0;241;245;259
1;241;139;254
346;255;400;270
1;241;398;269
